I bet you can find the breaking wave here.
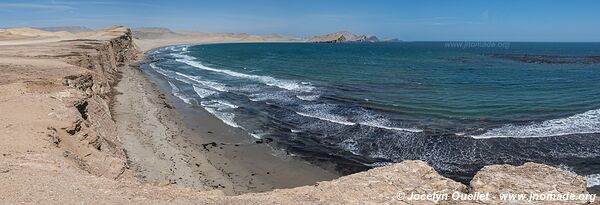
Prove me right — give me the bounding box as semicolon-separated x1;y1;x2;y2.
175;57;314;92
471;109;600;138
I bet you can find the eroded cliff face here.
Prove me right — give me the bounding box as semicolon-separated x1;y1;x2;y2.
47;26;139;179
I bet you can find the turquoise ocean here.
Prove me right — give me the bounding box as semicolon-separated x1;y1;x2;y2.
145;42;600;187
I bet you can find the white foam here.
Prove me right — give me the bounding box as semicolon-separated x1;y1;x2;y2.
192;85;217;98
587;174;600;187
296;111;356;126
175;72;228;92
471;108;600;138
296;94;320;101
249;133;263;139
355;110;423;132
168;45;189;52
167;81;192;104
170;53;195;60
175;58;314;92
360;122;423;132
204;107;240;128
248;92;296;103
201;100;239;110
149;63;171;76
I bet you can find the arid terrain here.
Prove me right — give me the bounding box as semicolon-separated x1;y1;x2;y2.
0;26;596;204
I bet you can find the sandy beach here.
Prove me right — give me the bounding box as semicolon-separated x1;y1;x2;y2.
114;45;338;194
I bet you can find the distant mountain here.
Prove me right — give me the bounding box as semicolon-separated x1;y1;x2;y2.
307;31;380;43
0;27;72;37
132;27;180;39
36;26;93;33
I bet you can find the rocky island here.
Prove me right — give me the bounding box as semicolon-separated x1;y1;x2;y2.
307;31;380;43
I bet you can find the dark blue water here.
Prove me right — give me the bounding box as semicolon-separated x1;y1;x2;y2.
145;42;600;187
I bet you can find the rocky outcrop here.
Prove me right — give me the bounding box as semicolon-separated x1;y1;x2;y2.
470;163;591;204
307;31;380;43
203;161;592;204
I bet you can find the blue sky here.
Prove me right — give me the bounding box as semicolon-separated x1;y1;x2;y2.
1;0;599;41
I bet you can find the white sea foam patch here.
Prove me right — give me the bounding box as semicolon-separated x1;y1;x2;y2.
168;45;189;52
149;63;171;77
360;120;423;132
355;111;422;132
296;104;356;126
296;94;320;101
201;100;239;111
587;174;600;187
201;100;240;128
175;58;314;92
296;112;356;126
555;164;599;188
471;108;600;138
170;53;195;60
204;107;240;128
192;85;217;98
249;92;297;103
295;104;422;132
167;81;192;104
175;72;228;92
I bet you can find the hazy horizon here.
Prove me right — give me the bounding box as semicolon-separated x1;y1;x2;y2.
1;0;599;42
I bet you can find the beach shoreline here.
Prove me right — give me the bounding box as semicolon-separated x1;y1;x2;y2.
113;43;339;194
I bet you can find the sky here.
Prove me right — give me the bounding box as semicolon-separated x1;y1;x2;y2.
1;0;599;41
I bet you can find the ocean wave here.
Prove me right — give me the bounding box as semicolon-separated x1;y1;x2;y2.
149;63;171;77
296;111;356;126
168;45;189;52
296;104;357;126
175;72;228;92
360;122;423;132
296;94;320;101
170;53;195;60
204;107;240;128
248;91;298;104
175;58;314;92
167;81;192;104
471;108;600;138
296;104;422;132
200;100;243;130
587;174;600;187
355;112;422;132
201;100;239;110
192;85;217;98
